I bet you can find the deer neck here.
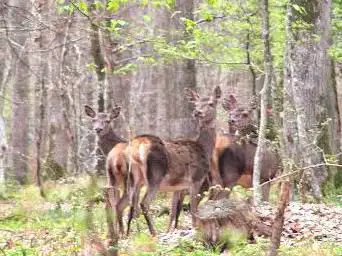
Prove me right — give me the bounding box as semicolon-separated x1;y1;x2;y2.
98;127;126;155
196;121;216;159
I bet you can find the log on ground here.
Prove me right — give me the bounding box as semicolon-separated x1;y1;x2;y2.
195;198;272;249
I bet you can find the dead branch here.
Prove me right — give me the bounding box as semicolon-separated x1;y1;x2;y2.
268;181;290;256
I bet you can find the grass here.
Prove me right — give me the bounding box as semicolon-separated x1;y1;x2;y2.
0;176;341;255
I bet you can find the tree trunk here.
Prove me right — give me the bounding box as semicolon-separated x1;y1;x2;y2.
89;8;107;172
283;0;332;201
130;0;197;139
90;22;105;113
0;1;10;191
253;0;273;204
9;0;31;184
0;116;7;193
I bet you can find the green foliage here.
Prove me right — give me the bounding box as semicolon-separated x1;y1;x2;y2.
331;0;342;61
107;0;129;12
56;0;291;79
78;1;88;14
1;177;342;255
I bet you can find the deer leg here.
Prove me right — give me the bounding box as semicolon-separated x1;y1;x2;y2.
140;186;159;236
126;186;141;236
189;182;202;228
174;191;186;230
168;191;185;232
116;190;129;236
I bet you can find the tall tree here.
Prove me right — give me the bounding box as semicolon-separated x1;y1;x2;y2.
9;0;32;184
130;0;197;139
253;0;274;203
283;0;334;201
0;116;6;193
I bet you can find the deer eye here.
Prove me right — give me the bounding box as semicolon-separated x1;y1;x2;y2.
105;120;111;123
208;102;215;107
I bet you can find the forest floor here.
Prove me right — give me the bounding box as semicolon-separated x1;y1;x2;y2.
0;176;342;256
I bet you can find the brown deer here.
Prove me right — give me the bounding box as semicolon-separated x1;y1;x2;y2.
116;134;167;236
170;95;279;230
222;94;259;138
124;86;222;236
85;105;130;234
219;94;279;200
84;104;127;172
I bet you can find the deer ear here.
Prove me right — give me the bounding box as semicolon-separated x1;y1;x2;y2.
110;105;121;119
222;94;237;111
184;87;199;103
84;105;96;118
213;86;221;99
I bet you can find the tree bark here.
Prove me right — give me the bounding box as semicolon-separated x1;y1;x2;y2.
0;116;7;193
130;0;197;139
283;0;332;201
9;0;31;184
253;0;273;204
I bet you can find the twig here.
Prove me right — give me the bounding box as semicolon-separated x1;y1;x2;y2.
198;51;248;66
258;162;342;188
0;228;14;233
196;15;226;25
111;39;153;54
0;246;6;256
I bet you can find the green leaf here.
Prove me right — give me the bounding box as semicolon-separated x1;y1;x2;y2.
206;0;217;6
107;0;120;12
78;1;88;14
143;15;152;23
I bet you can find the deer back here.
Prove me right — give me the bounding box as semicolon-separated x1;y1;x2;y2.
159;139;208;191
125;134;168;186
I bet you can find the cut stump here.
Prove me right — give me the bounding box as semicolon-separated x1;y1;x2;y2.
195;197;272;250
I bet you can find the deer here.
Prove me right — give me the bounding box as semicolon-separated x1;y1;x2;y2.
84;104;127;172
169;94;280;230
123;86;222;236
84;105;131;234
218;94;280;201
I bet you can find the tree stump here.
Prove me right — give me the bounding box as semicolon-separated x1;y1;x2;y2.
195;198;272;251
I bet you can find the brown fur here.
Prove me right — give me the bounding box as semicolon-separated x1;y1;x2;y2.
218;95;280;200
172;95;280;227
84;105;126;173
107;134;167;235
85;105;130;235
211;134;234;186
106;142;128;188
123;86;221;236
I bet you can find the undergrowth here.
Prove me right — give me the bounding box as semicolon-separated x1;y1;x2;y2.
0;176;341;255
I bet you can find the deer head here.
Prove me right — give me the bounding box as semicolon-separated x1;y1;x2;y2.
184;86;221;127
84;104;121;138
222;94;257;135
